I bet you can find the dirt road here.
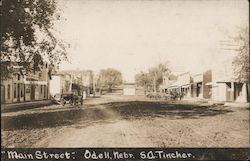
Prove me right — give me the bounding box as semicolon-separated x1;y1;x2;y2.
1;95;249;147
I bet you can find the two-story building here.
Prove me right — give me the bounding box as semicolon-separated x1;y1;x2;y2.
1;64;51;104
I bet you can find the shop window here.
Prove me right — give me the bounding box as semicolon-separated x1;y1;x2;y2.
44;85;46;98
20;84;23;97
41;85;43;94
13;83;16;98
7;84;10;99
26;84;31;94
237;83;243;96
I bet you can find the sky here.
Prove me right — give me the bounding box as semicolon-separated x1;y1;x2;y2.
55;0;248;82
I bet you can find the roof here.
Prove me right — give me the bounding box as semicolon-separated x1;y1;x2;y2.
205;82;218;86
216;80;237;83
180;84;190;88
167;82;180;88
178;72;190;77
192;73;203;77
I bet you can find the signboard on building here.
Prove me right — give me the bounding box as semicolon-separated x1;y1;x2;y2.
178;73;191;85
193;74;203;83
24;80;47;85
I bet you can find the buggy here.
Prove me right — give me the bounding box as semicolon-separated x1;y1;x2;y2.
146;92;162;99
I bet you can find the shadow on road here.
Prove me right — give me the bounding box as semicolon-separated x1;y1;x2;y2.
1;101;233;131
1;107;114;131
104;101;233;120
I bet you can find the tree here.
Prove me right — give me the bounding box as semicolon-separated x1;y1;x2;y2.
97;68;123;92
135;63;171;92
1;0;68;79
232;27;249;83
148;63;171;91
135;72;151;92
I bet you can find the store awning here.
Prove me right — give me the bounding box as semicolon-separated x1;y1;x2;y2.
205;82;213;86
216;80;235;83
180;84;190;88
192;81;202;84
205;82;219;87
167;85;179;89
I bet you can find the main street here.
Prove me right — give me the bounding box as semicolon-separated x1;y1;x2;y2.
1;94;249;147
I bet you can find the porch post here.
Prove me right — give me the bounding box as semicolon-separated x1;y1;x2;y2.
241;83;247;102
231;82;235;102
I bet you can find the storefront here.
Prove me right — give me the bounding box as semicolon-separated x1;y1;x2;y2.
214;81;248;102
180;84;191;98
1;72;50;104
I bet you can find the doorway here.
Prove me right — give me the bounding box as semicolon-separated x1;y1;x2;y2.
1;85;5;104
31;85;35;100
17;83;20;102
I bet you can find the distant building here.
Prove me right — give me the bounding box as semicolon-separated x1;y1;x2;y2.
56;70;94;95
123;83;136;95
161;72;193;99
110;85;123;95
178;72;193;98
160;74;177;92
49;69;95;98
161;70;212;100
50;74;72;96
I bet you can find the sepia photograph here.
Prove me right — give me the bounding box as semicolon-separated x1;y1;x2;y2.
1;0;249;151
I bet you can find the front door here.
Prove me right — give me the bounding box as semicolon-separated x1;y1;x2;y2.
31;85;35;100
17;83;20;102
1;85;5;104
24;84;26;101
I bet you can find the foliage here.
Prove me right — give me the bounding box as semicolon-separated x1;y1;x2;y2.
97;68;123;91
1;0;68;79
135;72;151;88
232;27;249;83
135;63;171;91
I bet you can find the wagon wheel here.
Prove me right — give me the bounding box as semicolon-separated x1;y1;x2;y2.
69;99;73;106
61;99;66;106
80;98;83;105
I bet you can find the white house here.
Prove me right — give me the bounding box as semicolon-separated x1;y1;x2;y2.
123;83;136;95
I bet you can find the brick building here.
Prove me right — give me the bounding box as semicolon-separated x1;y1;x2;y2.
191;70;212;99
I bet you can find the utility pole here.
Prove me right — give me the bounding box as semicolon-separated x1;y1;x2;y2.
153;76;156;93
93;76;96;97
